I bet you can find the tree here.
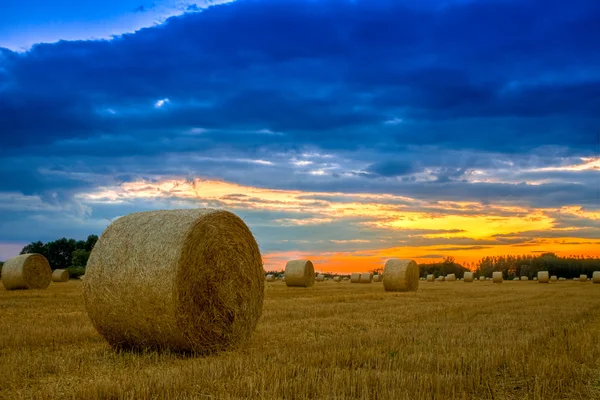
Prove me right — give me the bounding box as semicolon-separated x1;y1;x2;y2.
85;235;98;252
71;249;90;267
44;238;77;270
20;241;47;257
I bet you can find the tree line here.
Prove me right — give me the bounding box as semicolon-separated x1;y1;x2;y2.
19;235;98;270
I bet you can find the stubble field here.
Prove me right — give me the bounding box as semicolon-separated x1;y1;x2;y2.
1;279;600;399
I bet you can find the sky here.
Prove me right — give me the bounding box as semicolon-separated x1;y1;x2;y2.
0;0;599;272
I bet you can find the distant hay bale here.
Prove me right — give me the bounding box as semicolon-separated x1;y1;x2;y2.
537;271;549;283
446;274;456;282
350;273;361;283
82;208;264;353
359;273;373;283
533;277;538;281
316;274;325;282
579;274;587;282
285;260;315;288
382;259;419;292
521;276;528;281
464;272;474;282
550;275;558;282
593;271;600;284
333;276;342;282
342;277;349;281
265;274;276;282
493;272;503;283
1;253;52;290
479;276;485;281
513;277;520;281
52;269;70;282
373;274;382;282
427;274;435;282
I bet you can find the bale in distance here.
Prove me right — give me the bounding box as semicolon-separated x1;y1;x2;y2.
479;276;485;281
316;274;325;282
350;273;361;283
464;272;474;282
521;276;529;281
373;274;382;282
83;208;264;353
265;274;276;282
513;277;520;281
359;273;373;283
1;253;52;290
427;274;435;282
533;276;538;281
52;269;70;282
493;272;503;283
285;260;315;288
550;275;558;282
446;274;456;282
537;271;549;283
382;259;419;292
593;271;600;284
579;274;587;282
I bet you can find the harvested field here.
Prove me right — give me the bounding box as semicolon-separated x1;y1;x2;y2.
1;280;600;399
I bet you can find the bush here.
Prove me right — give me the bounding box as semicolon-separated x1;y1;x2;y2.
67;266;86;279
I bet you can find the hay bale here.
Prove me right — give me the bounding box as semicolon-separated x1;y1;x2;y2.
373;274;382;282
80;274;86;280
464;272;474;282
593;271;600;284
83;209;264;353
446;274;456;282
550;275;558;282
520;276;528;281
342;277;350;281
1;253;52;290
537;271;549;283
333;276;342;282
316;274;325;282
533;276;538;281
350;273;361;283
284;260;315;288
513;277;520;281
52;269;70;282
382;259;419;292
479;276;485;281
427;274;435;282
265;274;276;282
359;272;373;283
579;274;587;282
493;272;503;283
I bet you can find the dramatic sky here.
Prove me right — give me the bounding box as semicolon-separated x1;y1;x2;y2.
1;0;599;272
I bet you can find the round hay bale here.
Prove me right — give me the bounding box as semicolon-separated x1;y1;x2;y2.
426;274;435;282
342;277;350;281
265;274;276;282
550;275;558;282
350;273;361;283
359;272;373;283
83;209;264;353
513;277;520;281
520;276;529;281
333;276;342;282
446;274;456;282
1;253;52;290
579;274;587;282
52;269;70;282
285;260;315;288
493;272;503;283
464;272;474;282
537;271;549;283
382;259;419;292
593;271;600;283
316;274;325;282
533;276;538;281
479;276;485;281
373;274;382;282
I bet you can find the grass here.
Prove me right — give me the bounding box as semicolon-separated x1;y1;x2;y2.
1;280;600;399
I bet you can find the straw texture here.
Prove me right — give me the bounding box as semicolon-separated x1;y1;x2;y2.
446;274;456;282
463;272;473;282
316;274;325;282
83;208;264;353
350;273;361;283
359;273;373;283
373;274;382;282
285;260;315;287
382;259;419;292
51;269;70;282
579;274;587;282
593;271;600;284
493;272;503;283
550;275;558;282
426;274;434;282
1;253;52;290
538;271;549;283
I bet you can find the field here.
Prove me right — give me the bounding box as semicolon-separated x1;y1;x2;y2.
1;280;600;399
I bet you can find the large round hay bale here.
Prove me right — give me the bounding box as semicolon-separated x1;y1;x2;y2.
52;269;70;282
350;273;361;283
520;276;529;281
1;253;52;290
493;272;503;283
426;274;435;282
265;274;276;282
373;274;382;282
464;272;474;282
579;274;587;282
316;274;325;282
446;274;456;282
83;209;264;353
537;271;549;283
382;259;419;292
593;271;600;284
284;260;315;288
359;272;373;283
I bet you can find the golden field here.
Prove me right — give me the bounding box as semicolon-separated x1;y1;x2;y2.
1;280;600;399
